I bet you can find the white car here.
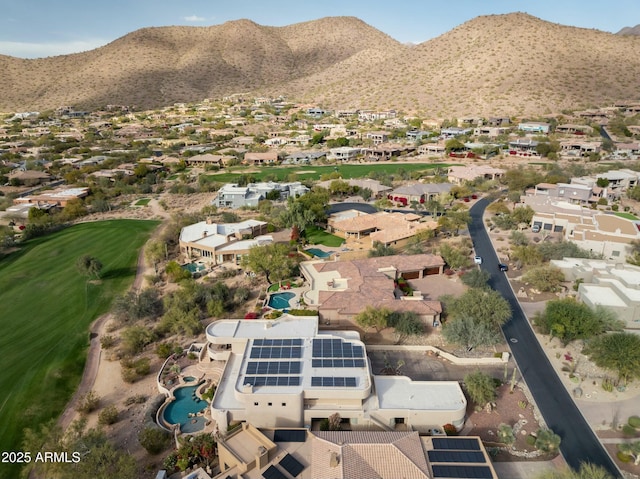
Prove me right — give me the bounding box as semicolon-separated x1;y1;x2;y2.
474;256;483;265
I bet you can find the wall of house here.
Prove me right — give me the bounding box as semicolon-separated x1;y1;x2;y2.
374;406;466;433
241;392;304;428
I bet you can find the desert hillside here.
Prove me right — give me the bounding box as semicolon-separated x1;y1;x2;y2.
0;16;404;112
2;13;640;116
281;13;640;116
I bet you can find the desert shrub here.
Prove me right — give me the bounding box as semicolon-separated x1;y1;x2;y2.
622;424;637;437
617;451;633;462
98;405;119;425
138;426;171;455
497;424;515;445
534;428;561;452
629;416;640;428
100;335;116;349
77;390;100;414
156;342;175;359
124;394;147;406
526;435;537;446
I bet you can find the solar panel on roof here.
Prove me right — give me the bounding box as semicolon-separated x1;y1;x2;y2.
273;429;306;443
431;465;493;478
432;438;481;451
311;377;357;387
428;450;486;463
279;453;305;477
245;376;301;387
262;465;287;479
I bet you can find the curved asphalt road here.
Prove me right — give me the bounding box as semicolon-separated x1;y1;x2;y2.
469;198;621;477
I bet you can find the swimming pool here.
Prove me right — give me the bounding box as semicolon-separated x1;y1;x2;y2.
306;248;332;258
182;262;206;274
268;291;295;309
162;384;209;432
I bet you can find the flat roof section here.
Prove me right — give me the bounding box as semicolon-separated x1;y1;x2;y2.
374;376;466;412
207;316;318;340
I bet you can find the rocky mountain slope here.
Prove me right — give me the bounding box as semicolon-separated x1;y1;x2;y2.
2;13;640;117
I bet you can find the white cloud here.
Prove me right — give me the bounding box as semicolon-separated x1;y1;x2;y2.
0;39;108;59
183;15;206;22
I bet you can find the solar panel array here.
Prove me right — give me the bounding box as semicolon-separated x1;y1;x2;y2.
254;339;303;346
312;358;366;368
311;376;357;387
250;346;303;359
262;465;287;479
431;438;481;451
430;437;492;479
244;376;301;387
428;451;486;463
246;361;302;375
279;454;305;477
312;338;364;359
431;465;493;479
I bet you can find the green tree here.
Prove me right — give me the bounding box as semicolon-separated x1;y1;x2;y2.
509;230;529;246
439;243;472;270
243;242;296;283
138;426;171;455
461;269;491;289
511;205;535;224
463;371;497;406
388;311;423;344
355;305;390;333
522;265;565;292
628;185;640;201
165;260;192;283
511;244;543;267
533;298;613;345
583;332;640;385
447;288;511;327
121;325;156;355
76;254;103;279
442;315;503;350
369;241;397;257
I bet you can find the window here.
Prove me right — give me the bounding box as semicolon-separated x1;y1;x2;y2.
282;402;286;407
268;402;273;406
254;402;259;406
612;251;620;257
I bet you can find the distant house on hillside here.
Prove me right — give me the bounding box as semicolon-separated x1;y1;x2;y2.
179;218;270;265
389;183;452;206
518;122;550;134
214;182;309;209
243;151;278;165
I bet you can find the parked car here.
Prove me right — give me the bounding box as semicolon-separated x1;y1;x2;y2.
532;224;541;233
474;256;483;265
498;263;509;272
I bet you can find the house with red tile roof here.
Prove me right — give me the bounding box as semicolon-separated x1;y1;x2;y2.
300;255;445;325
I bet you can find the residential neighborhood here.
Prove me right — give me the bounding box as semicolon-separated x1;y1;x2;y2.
3;95;640;479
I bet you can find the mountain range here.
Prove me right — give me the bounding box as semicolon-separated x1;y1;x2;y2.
2;13;640;117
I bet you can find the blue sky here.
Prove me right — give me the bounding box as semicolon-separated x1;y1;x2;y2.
2;0;638;58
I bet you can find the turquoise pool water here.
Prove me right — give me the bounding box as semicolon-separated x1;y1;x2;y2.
306;248;332;258
268;291;295;309
182;263;206;274
163;385;209;432
183;376;196;382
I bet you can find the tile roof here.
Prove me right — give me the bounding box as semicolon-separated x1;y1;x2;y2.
311;255;444;317
311;431;430;479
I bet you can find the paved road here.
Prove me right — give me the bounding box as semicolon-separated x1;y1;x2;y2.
469;198;621;478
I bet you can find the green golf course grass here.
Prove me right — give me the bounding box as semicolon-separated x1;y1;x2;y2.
204;162;453;183
0;219;158;476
